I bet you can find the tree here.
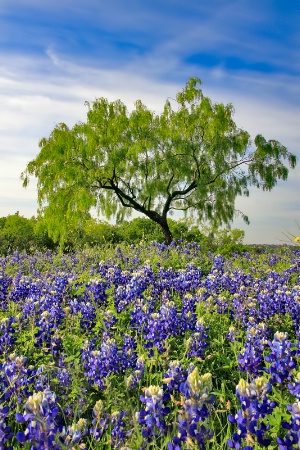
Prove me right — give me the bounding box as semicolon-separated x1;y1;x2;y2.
118;217;163;244
22;78;297;245
214;227;245;247
0;214;35;253
83;218;121;247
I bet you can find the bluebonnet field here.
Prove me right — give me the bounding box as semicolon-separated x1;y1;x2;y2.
0;241;300;449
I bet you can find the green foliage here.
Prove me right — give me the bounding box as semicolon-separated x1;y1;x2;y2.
83;218;121;247
216;243;250;257
0;214;56;255
117;217;163;244
22;78;297;245
0;216;6;229
0;214;35;254
31;216;57;251
0;209;248;254
214;228;245;246
267;313;296;342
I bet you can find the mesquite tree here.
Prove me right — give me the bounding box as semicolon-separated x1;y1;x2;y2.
22;78;297;244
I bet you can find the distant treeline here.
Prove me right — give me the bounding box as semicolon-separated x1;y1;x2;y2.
0;212;273;256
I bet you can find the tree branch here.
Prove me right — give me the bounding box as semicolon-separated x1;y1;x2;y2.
162;179;197;218
206;158;254;186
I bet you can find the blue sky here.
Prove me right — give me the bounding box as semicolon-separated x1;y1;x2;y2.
0;0;299;244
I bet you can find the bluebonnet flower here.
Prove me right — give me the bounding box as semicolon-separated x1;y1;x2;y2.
185;318;209;359
114;285;136;314
288;285;300;331
214;294;230;314
231;291;249;325
63;418;88;448
111;410;132;448
69;299;96;331
288;372;300;398
238;323;269;377
0;317;16;355
137;385;170;444
9;275;33;303
0;405;13;449
82;340;113;390
34;364;51;392
169;368;214;449
22;296;40;319
106;265;126;285
15;388;63;449
78;301;96;331
121;334;137;371
114;266;154;313
130;297;155;334
277;400;300;449
125;356;145;390
173;266;203;295
212;255;225;272
228;377;276;449
82;333;132;390
86;277;108;307
179;293;197;333
52;273;70;301
156;267;176;295
0;353;35;403
143;300;179;354
50;330;64;360
163;360;187;394
103;309;118;332
90;399;109;441
265;332;297;385
34;311;63;358
255;271;292;321
179;369;215;420
0;273;12;312
226;325;238;342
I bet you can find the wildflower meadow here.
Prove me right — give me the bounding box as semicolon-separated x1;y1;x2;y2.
1;241;300;449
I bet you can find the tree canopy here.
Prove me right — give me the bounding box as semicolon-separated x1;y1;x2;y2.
22;78;297;244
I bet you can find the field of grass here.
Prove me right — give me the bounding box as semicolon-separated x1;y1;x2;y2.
0;241;300;449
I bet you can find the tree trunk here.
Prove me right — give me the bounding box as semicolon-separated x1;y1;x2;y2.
141;210;173;244
158;217;173;244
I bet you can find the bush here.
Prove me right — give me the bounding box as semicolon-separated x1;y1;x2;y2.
0;214;35;254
